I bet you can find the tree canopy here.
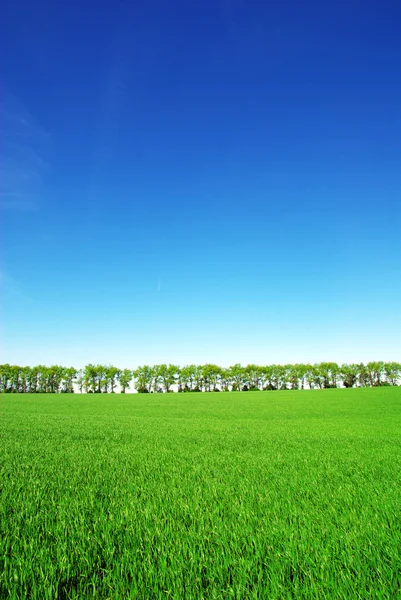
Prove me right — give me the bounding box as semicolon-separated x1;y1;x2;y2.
0;361;400;393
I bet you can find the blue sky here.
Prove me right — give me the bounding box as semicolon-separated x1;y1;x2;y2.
1;0;400;367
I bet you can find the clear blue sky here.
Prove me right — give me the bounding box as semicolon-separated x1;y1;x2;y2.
1;0;400;367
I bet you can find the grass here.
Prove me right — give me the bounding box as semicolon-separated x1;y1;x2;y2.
1;388;401;599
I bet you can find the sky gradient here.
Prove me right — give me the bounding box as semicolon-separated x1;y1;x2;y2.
2;0;401;367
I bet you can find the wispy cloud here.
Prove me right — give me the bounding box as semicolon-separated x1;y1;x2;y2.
0;89;51;209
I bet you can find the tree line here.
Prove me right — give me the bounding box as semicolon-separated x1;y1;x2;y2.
1;362;400;394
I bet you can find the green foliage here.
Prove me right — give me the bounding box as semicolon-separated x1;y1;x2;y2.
384;362;401;386
154;364;179;393
118;369;132;394
0;362;400;394
340;363;360;388
133;365;154;393
1;388;401;598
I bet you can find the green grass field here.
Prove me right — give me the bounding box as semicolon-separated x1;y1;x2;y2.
1;388;400;599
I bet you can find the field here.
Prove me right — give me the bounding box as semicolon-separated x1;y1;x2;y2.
1;389;401;599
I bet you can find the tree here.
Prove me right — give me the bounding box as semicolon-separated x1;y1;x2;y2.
178;365;197;392
75;370;84;394
2;360;400;393
8;365;22;393
384;362;401;386
19;366;31;393
106;366;121;393
340;364;359;388
133;365;154;393
366;361;385;387
244;364;263;390
62;367;77;393
285;363;309;390
83;364;97;393
118;369;132;393
155;364;179;393
219;368;231;391
286;364;301;390
48;365;66;393
95;365;109;393
193;365;204;392
228;364;245;391
0;364;11;393
327;362;340;388
303;364;317;390
270;365;288;391
358;363;370;387
26;366;40;393
259;365;274;390
317;362;339;388
201;364;221;392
